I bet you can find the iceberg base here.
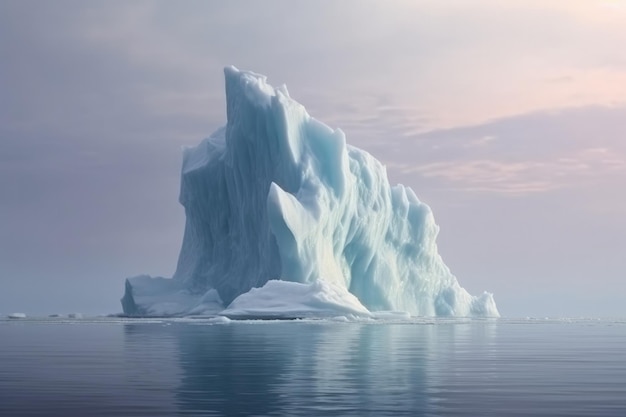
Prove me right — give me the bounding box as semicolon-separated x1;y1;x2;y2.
121;275;224;317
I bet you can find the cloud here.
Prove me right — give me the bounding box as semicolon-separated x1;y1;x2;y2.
379;105;626;196
393;148;625;195
464;135;497;148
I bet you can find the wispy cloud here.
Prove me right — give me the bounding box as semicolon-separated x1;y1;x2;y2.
380;106;626;196
392;147;625;195
464;135;497;148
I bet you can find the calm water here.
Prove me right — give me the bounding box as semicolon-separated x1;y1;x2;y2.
1;317;625;417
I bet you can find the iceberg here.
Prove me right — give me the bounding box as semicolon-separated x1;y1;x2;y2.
121;66;499;318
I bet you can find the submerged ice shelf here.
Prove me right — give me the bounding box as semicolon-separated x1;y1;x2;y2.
121;67;499;318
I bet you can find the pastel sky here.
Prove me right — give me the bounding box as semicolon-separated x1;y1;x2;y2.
1;0;625;316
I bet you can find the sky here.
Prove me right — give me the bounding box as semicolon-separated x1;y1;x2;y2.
1;0;625;317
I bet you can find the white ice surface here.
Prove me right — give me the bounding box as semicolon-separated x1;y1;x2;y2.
121;66;499;318
221;280;371;319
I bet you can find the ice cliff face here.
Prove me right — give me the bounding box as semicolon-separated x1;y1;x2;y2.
121;66;499;318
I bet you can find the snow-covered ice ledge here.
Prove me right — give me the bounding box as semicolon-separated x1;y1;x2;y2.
121;67;499;319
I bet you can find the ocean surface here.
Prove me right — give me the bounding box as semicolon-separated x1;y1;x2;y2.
0;317;625;417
